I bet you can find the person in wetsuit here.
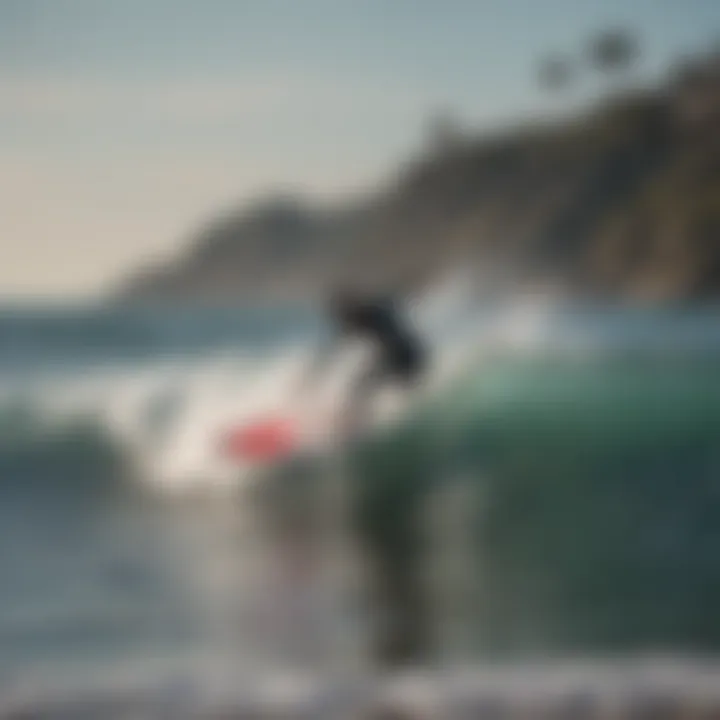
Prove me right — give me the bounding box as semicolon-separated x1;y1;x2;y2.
298;286;432;667
307;287;431;666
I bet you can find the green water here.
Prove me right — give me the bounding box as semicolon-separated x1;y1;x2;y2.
351;358;720;661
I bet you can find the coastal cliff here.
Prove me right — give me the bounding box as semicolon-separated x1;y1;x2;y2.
119;52;720;305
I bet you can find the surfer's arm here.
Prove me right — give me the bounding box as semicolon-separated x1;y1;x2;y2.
297;330;342;394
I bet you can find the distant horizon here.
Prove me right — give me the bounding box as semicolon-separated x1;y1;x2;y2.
0;0;717;298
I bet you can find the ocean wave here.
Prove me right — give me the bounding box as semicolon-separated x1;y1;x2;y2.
0;296;718;496
1;333;719;675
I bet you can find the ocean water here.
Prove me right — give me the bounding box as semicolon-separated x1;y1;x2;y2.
1;291;720;712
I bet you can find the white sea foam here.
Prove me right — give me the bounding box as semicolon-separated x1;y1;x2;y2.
0;276;560;493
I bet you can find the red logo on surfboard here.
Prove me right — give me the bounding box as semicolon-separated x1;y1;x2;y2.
220;417;300;463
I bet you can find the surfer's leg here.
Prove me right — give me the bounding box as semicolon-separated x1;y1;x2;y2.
353;356;433;668
342;361;383;435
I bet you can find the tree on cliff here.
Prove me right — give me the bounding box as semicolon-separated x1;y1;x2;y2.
589;29;640;88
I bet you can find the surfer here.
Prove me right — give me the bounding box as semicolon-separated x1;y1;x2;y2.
301;285;431;668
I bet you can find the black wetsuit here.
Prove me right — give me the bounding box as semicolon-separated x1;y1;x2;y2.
334;296;425;387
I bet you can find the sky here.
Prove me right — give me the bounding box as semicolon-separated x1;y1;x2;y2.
0;0;717;297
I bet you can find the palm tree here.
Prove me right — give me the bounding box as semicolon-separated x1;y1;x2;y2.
589;29;639;86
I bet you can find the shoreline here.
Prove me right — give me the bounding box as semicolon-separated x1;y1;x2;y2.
4;658;720;718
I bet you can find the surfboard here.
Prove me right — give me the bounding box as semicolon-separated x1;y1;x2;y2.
218;385;416;470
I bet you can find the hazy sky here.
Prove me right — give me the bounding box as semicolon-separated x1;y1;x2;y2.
0;0;717;297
